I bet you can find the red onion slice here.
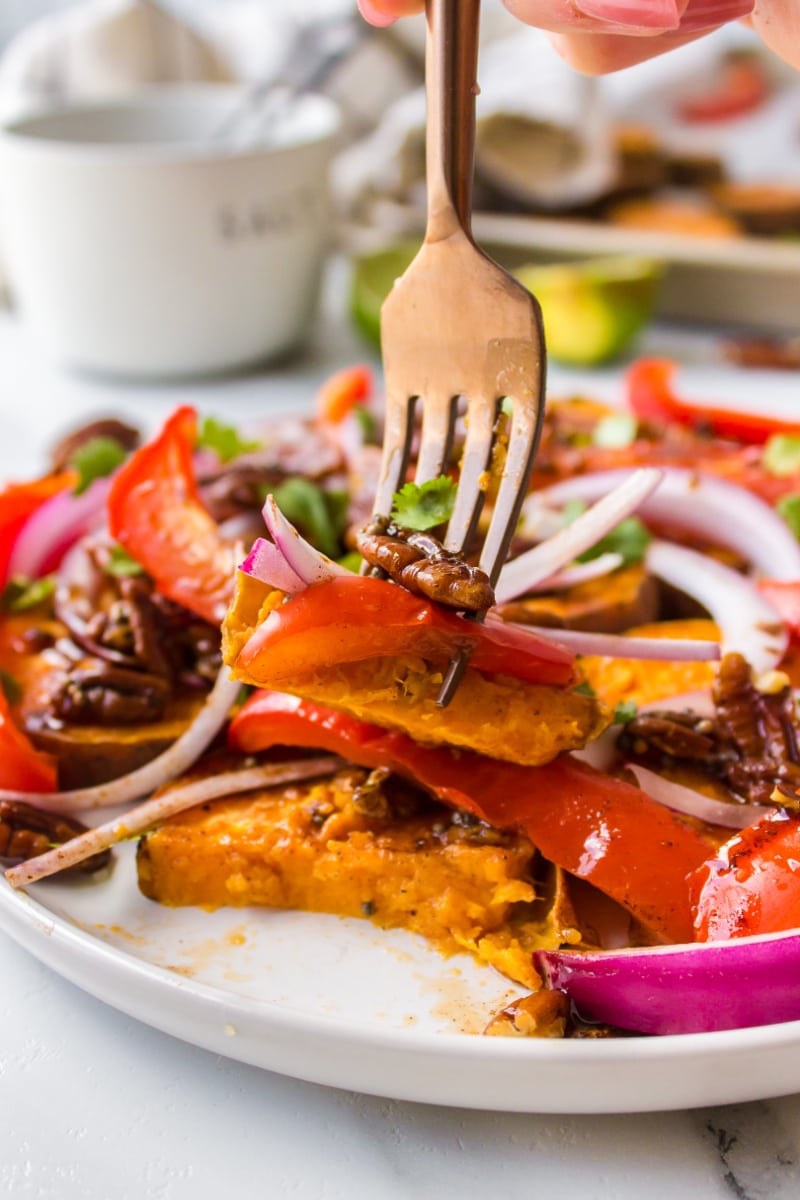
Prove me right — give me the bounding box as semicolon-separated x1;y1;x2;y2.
534;929;800;1035
0;665;241;815
240;537;305;593
496;469;663;603
528;468;800;581
5;756;343;889
530;553;623;593
510;625;720;662
7;477;112;580
262;495;352;587
646;540;788;675
626;763;770;830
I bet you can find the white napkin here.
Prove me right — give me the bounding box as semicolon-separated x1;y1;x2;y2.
0;0;233;122
332;28;616;220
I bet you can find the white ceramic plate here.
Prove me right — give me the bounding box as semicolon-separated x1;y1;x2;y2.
3;850;800;1114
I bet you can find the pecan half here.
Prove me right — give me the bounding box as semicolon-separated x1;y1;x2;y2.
713;653;800;805
0;800;111;874
52;663;171;725
484;991;569;1038
357;520;495;612
619;653;800;807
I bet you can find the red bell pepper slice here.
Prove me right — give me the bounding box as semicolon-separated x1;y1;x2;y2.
0;472;77;586
237;574;576;688
107;407;235;626
627;359;800;446
692;811;800;941
677;55;769;124
0;690;57;792
315;365;372;425
229;690;713;944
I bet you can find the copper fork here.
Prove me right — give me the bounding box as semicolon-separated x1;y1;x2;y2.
372;0;546;706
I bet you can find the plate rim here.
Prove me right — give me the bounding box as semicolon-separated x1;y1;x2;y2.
5;874;800;1113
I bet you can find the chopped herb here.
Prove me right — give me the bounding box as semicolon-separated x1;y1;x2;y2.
197;416;260;464
613;699;638;726
592;412;638;450
104;544;144;578
561;499;588;526
391;476;457;532
777;493;800;540
2;574;56;614
763;434;800;478
337;551;363;574
71;436;129;495
573;680;596;697
0;669;22;706
272;478;347;559
578;517;650;568
353;406;379;444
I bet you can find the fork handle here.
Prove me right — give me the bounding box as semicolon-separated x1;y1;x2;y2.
424;0;481;243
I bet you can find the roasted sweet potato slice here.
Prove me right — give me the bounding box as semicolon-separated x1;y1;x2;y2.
137;768;557;987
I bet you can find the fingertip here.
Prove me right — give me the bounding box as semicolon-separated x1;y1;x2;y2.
548;27;707;74
358;1;397;28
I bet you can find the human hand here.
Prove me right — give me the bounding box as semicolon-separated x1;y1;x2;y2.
358;3;799;74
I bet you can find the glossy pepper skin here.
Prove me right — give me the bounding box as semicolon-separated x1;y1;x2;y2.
0;690;57;792
627;358;800;445
108;407;235;626
229;690;714;944
692;810;800;941
237;574;577;688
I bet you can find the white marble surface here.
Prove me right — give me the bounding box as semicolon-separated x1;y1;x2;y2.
1;268;800;1198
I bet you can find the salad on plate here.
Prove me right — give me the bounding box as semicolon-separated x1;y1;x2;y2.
3;359;800;1041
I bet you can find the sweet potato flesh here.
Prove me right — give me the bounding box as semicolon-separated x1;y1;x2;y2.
137;770;578;987
222;573;608;766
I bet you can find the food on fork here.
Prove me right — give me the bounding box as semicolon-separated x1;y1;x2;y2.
5;359;800;1040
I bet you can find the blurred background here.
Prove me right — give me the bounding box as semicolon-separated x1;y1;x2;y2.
0;0;798;377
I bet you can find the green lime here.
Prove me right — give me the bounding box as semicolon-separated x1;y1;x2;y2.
349;241;419;349
514;255;664;367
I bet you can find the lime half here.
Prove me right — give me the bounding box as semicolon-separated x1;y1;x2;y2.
349;242;419;349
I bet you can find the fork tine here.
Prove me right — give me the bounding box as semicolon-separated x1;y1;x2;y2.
435;395;544;709
479;399;544;586
371;392;418;518
444;396;497;553
415;393;457;485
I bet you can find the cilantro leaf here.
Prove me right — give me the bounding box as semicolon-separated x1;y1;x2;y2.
573;680;596;697
561;499;588;526
353;406;379;445
613;699;638;725
391;476;457;532
763;434;800;478
197;416;260;464
0;669;21;706
337;551;363;573
578;517;650;568
2;575;56;614
592;412;638;450
777;493;800;540
104;544;144;578
71;436;129;495
272;478;347;559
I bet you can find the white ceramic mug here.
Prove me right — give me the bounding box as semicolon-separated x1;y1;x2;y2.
0;87;341;378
